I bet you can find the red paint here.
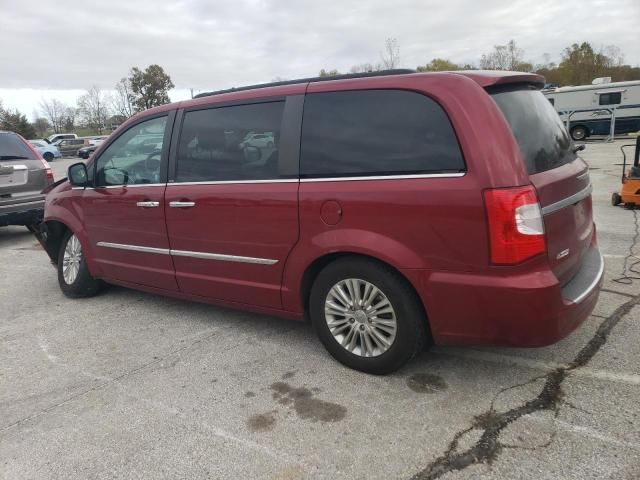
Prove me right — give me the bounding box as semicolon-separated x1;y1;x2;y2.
42;70;600;348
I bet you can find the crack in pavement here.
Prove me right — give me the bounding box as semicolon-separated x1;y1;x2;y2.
411;292;640;480
1;327;224;433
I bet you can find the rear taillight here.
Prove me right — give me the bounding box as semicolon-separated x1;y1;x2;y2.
40;158;54;184
484;185;546;265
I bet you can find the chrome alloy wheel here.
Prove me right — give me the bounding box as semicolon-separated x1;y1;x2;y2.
324;279;397;357
62;234;82;285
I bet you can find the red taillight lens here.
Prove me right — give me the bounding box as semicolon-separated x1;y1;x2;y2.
484;185;546;265
40;158;54;184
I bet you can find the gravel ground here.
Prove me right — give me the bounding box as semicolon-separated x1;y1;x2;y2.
1;141;639;479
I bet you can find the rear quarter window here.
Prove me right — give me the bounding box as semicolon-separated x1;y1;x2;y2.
490;87;576;175
0;133;38;160
300;89;465;178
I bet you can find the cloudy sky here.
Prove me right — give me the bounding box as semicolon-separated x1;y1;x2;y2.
2;0;639;118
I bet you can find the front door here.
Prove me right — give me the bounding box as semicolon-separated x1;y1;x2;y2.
82;113;178;291
165;97;302;308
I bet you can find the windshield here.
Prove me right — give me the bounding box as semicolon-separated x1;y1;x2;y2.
0;133;38;160
490;87;576;175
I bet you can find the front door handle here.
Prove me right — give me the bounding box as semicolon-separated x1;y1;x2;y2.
136;201;160;208
169;201;196;208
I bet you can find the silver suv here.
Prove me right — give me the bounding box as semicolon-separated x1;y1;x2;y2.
0;131;54;228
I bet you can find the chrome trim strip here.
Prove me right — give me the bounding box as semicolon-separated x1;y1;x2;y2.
169;201;195;208
77;184;167;190
541;183;593;216
96;241;278;265
96;242;170;255
300;172;466;182
136;201;160;208
0;164;28;171
0;199;44;209
167;179;298;186
170;249;278;265
571;252;604;304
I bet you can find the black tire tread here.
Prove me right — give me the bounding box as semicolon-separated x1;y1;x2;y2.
57;231;102;298
310;256;428;374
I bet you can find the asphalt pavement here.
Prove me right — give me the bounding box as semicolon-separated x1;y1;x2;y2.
1;142;639;479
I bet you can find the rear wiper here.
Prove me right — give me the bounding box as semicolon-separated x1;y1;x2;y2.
0;155;30;160
572;144;586;153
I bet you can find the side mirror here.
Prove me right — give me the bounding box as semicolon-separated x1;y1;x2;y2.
68;162;89;187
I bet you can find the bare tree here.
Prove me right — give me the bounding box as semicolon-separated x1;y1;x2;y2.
39;98;67;133
112;77;135;119
349;62;381;73
33;117;50;137
480;40;531;71
381;37;400;69
78;86;111;135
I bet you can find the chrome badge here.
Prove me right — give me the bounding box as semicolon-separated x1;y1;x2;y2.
556;248;570;260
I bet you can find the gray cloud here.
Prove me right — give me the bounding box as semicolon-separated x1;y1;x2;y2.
1;0;639;93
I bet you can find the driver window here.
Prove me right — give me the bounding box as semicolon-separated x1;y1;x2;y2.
95;116;167;187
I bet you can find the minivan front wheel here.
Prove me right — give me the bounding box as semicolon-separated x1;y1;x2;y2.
57;231;101;298
310;258;427;374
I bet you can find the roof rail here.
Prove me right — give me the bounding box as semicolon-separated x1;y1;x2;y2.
193;69;416;99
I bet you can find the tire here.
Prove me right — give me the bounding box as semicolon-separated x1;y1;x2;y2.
611;192;622;206
43;152;54;161
57;231;101;298
570;126;588;141
309;257;428;374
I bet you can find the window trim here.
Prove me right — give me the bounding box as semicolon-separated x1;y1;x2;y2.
168;95;302;184
298;88;467;179
598;91;622;106
91;110;176;188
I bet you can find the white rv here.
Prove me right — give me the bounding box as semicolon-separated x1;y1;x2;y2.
543;79;640;140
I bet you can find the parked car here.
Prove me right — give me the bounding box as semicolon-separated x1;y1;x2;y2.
53;138;87;156
29;139;62;161
1;131;54;228
240;132;275;149
46;133;77;144
77;139;106;159
35;70;603;374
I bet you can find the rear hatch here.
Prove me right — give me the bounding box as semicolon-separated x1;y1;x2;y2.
0;132;48;206
490;86;594;285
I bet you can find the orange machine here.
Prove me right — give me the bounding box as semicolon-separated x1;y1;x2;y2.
612;136;640;209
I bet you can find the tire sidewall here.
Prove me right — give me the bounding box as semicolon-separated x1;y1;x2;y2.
310;259;424;374
571;126;587;141
57;231;99;297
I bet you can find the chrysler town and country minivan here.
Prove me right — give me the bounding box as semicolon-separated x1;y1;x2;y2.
35;70;603;374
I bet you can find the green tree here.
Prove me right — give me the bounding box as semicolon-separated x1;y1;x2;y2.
0;106;36;139
129;64;175;112
318;68;340;77
417;58;461;72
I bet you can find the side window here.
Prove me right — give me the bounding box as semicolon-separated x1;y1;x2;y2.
599;92;622;105
547;98;555;106
176;101;284;182
95;116;167;187
300;90;465;178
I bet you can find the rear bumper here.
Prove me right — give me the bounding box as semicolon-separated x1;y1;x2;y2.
0;197;45;226
404;246;603;347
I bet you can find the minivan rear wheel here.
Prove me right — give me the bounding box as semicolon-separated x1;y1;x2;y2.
310;257;427;374
43;152;54;161
57;231;101;298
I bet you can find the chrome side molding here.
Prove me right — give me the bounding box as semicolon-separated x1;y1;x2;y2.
541;183;592;216
96;242;278;265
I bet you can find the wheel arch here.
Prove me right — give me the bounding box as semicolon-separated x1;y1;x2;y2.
298;252;431;337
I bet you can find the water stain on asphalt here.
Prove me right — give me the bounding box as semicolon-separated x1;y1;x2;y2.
13;243;42;251
282;370;297;379
406;373;448;394
270;381;346;422
244;391;256;398
247;411;277;432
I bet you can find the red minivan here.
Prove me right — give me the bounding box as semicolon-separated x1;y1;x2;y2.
36;70;603;373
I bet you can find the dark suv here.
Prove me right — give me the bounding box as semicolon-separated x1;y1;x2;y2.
36;70;602;374
0;131;54;228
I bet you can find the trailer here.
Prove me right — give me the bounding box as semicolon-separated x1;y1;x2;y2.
543;79;640;141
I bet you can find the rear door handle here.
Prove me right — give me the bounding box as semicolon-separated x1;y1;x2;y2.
136;201;160;208
169;201;196;208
